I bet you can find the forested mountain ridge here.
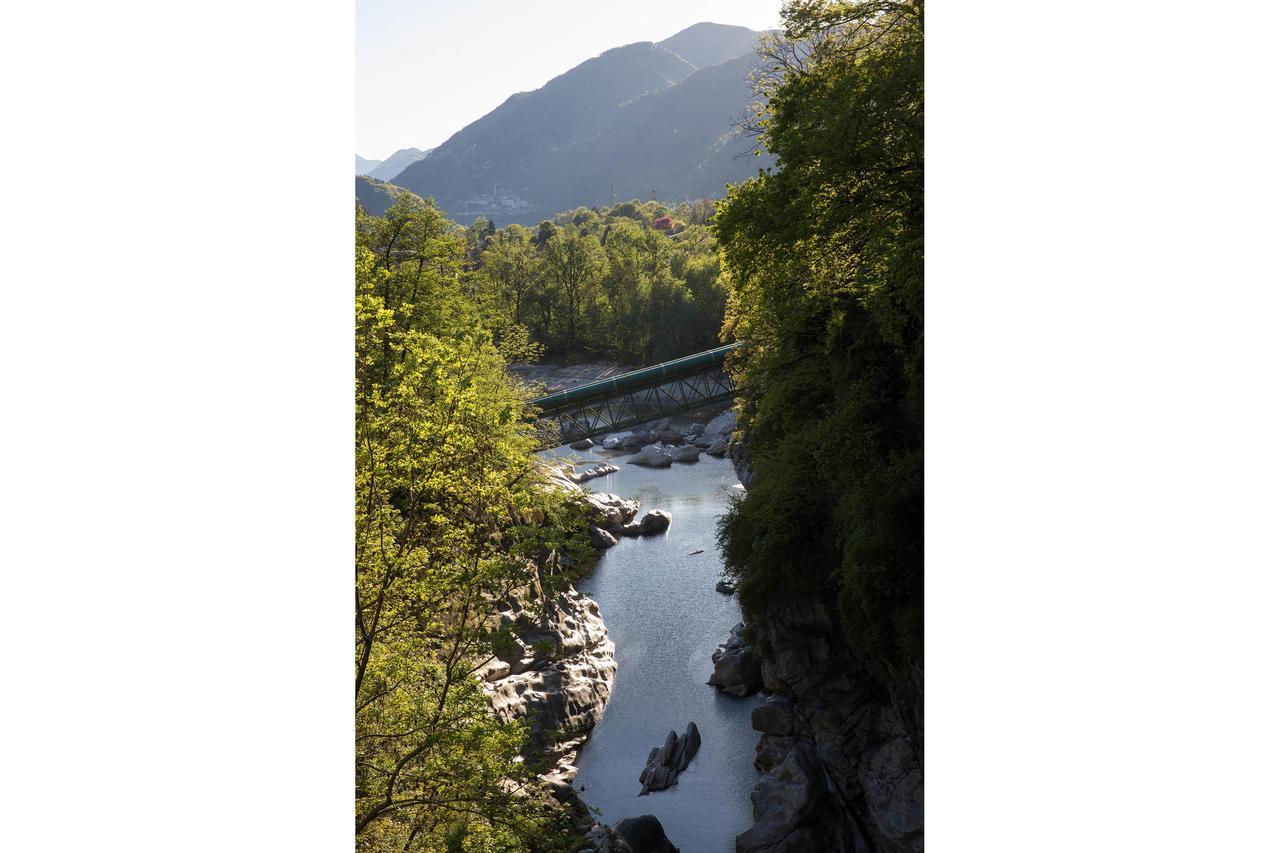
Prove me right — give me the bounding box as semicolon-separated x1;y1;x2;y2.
393;22;772;226
354;175;422;217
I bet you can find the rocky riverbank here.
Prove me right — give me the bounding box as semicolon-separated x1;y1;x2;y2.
501;458;688;850
735;599;923;853
717;427;922;853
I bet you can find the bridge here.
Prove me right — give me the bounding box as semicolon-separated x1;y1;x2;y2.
530;342;744;447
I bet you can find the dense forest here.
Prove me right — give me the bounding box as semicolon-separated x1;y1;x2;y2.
462;198;727;364
716;0;923;692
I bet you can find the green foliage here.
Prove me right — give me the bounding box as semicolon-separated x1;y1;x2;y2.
355;197;588;851
715;0;923;687
466;199;730;363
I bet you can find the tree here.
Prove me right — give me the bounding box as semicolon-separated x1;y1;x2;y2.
542;231;605;354
482;233;541;327
355;199;588;852
715;0;924;693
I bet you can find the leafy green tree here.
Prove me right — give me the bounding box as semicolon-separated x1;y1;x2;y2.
355;199;588;852
542;231;605;354
715;0;923;693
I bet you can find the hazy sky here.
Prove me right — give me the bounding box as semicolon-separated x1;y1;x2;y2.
357;0;782;160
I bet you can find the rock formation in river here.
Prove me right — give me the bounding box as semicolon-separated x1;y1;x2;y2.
481;588;617;763
735;599;924;853
627;444;674;467
637;509;672;536
707;622;763;697
582;814;680;853
638;722;702;795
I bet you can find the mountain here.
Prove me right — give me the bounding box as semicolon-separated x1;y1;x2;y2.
393;22;771;226
656;21;762;69
355;175;423;217
356;154;381;176
368;147;431;182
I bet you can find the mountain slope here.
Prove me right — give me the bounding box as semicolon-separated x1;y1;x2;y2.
368;147;431;182
355;176;423;217
393;22;770;225
356;154;381;176
657;21;761;68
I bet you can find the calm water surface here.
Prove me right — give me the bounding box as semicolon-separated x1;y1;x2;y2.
550;446;763;852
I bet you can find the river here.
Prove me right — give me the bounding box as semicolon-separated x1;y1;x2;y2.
549;443;764;852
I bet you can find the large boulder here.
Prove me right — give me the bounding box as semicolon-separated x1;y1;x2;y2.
600;432;634;450
703;408;737;437
656;428;686;444
570;438;595;450
706;439;729;457
671;445;701;463
584;493;640;530
708;622;763;697
638;722;701;794
584;815;680;853
638;509;672;536
687;422;706;436
627;444;673;468
589;525;619;549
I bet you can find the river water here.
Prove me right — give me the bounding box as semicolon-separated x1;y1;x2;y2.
551;445;764;852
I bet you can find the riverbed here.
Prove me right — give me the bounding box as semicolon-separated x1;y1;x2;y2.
550;445;763;852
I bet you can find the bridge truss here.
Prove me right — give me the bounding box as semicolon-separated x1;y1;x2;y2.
529;343;744;447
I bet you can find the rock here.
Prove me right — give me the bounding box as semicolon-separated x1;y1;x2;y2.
688;422;705;435
715;579;736;594
703;408;737;436
574;463;620;484
588;525;618;549
693;434;714;448
752;698;799;737
584;815;679;853
656;428;686;444
639;722;701;794
671;445;701;463
706;439;729;457
570;438;595;450
627;444;673;468
708;622;763;697
638;509;672;536
736;740;853;853
736;599;924;853
584;493;640;529
540;462;584;494
617;521;643;537
601;432;634;450
485;588;617;763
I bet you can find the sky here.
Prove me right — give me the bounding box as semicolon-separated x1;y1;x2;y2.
357;0;782;161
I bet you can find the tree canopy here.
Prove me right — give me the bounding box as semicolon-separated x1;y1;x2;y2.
715;0;924;689
355;196;590;852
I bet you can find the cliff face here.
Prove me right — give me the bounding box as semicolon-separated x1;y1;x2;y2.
737;598;923;853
